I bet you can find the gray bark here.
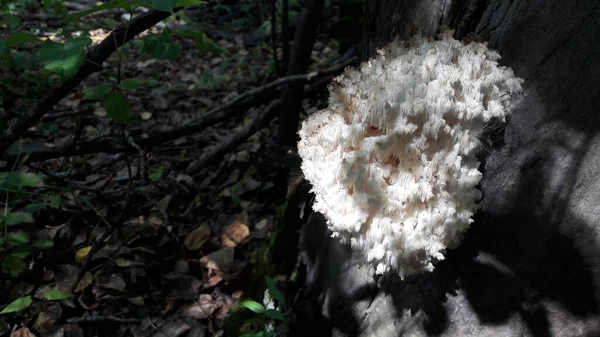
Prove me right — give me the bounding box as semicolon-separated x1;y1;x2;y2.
296;1;600;336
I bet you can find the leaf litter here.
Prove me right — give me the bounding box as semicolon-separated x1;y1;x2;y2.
0;0;345;336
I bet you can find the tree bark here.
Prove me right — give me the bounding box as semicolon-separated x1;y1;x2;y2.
296;1;600;336
278;0;325;148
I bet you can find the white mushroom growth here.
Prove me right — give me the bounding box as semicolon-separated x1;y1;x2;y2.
297;31;524;277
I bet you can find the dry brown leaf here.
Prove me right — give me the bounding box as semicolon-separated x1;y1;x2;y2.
74;272;93;293
10;327;36;337
34;311;55;331
200;247;233;271
199;247;245;282
183;294;220;319
54;265;80;293
184;225;211;250
221;211;250;247
96;274;126;291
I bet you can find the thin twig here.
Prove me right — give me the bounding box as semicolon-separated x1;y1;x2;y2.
68;315;143;323
184;71;339;175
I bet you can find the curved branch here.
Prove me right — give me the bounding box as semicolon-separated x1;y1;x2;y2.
0;8;180;156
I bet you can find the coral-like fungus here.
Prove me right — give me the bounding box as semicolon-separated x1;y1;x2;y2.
298;31;524;277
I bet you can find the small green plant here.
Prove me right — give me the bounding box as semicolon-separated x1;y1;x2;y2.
0;171;76;315
238;276;288;337
0;172;54;276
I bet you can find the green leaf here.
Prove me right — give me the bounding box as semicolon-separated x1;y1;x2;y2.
43;290;73;300
33;240;54;249
25;202;48;213
7;32;39;48
1;256;26;277
0;296;32;314
265;276;285;306
176;30;228;54
152;0;177;13
149;167;164;181
0;172;44;188
241;300;265;314
103;90;137;123
2;212;34;226
84;82;114;100
119;78;156;90
38;36;92;80
175;0;206;6
6;231;30;245
63;0;132;22
11;245;32;259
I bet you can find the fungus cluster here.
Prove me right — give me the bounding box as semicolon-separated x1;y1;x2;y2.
298;31;524;277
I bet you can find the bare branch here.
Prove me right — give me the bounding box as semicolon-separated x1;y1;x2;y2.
2;60;353;163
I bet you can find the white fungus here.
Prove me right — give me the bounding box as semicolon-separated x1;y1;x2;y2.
297;31;524;277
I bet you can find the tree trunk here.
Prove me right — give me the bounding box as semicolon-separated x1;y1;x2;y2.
296;1;600;336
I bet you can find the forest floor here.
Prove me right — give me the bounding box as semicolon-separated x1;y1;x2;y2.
0;2;356;336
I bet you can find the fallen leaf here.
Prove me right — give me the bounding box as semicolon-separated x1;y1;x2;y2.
116;258;132;267
164;264;202;301
221;211;250;247
93;106;106;117
96;274;126;291
141;111;153;120
43;289;73;300
183;294;220;319
199;247;245;281
128;296;145;305
75;246;91;264
174;260;190;274
34;311;55;331
184;225;211;250
10;327;36;337
52;265;80;293
74;272;93;293
1;296;32;314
